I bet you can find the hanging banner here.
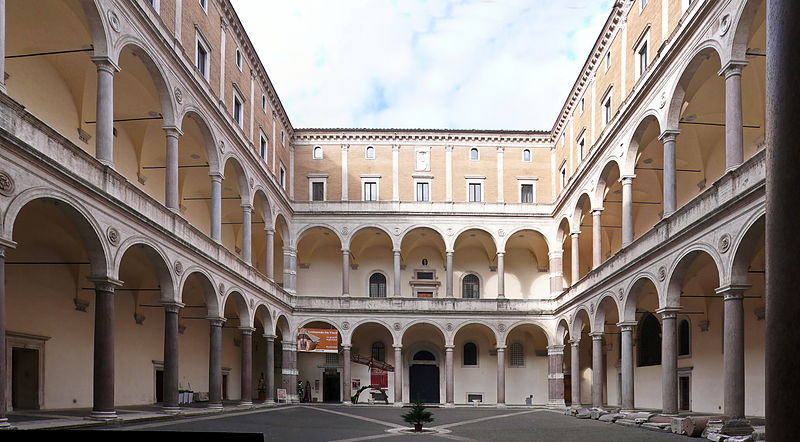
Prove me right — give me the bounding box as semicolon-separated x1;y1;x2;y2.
296;327;339;353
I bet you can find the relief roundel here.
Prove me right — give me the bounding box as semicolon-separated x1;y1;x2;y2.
658;266;667;282
0;170;15;196
718;234;731;254
106;227;120;246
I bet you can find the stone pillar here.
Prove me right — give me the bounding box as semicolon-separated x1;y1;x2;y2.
210;174;222;243
0;245;9;428
341;249;350;297
547;345;566;407
621;175;635;246
265;228;274;279
618;322;636;411
445;145;453;202
570;339;580;407
570;232;580;285
393;345;403;406
722;61;747;172
718;284;749;419
392;145;400;201
208;317;224;409
92;57;118;168
590;332;604;408
89;278;120;420
240;328;254;406
660;131;680;217
162;302;183;413
342;345;352;404
282;342;298;403
163;126;182;211
659;308;679;415
283;247;296;293
591;209;602;269
0;0;5;93
766;4;800;437
393;249;402;297
496;252;505;298
265;335;275;403
446;251;454;297
496;346;506;406
549;250;563;294
445;345;454;405
241;205;253;265
341;144;349;200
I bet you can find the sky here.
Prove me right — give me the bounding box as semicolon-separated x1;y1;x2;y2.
230;0;614;131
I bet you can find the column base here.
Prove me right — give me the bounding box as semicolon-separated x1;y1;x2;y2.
88;410;119;421
0;418;14;429
264;399;275;406
547;400;566;409
393;402;404;407
496;403;507;409
207;402;224;410
239;400;254;407
161;406;181;415
342;400;352;405
443;403;454;408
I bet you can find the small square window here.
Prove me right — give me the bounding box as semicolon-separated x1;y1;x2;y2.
415;181;430;202
364;182;378;201
235;48;243;71
312;146;323;160
468;183;482;202
521;184;534;203
365;146;375;160
522;149;531;162
469;148;479;161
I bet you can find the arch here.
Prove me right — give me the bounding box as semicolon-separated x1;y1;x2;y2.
452;321;500;346
273;213;290;244
501;226;551;253
253;303;274;336
180;108;221;174
730;0;766;61
570;307;592;339
400;320;447;344
222;289;252;328
592;292;622;333
114;239;177;303
665;43;725;131
504;321;553;347
571;192;594;228
114;40;177;126
348;319;397;346
399;225;448;250
731;211;765;285
555;216;573;244
622;274;660;322
3;190;109;277
346;224;396;250
593;159;623;207
79;0;110;57
274;313;291;337
295;223;345;247
221;155;253;204
178;268;220;318
665;246;725;308
555;318;571;345
453;226;498;251
624;113;663;176
251;188;274;226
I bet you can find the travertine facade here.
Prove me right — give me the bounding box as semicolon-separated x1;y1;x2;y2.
0;0;766;426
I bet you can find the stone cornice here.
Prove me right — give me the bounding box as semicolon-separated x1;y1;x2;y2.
293;129;551;145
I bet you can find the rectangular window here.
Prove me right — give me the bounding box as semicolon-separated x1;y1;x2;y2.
467;393;483;403
415;181;430;202
641;0;648;11
605;51;611;71
233;92;243;128
199;0;208;12
579;97;585;114
311;182;324;201
261;95;267;112
578;136;586;159
363;182;378;201
603;94;612;125
196;39;209;79
521;184;534;203
468;183;482;202
235;48;243;71
280;166;286;189
149;0;160;13
638;40;648;77
281;130;285;145
560;167;566;189
260;135;268;161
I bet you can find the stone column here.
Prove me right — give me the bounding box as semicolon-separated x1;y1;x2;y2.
547;345;566;407
210;174;222;243
282;342;298;403
162;302;183;413
342;345;352;404
618;322;636;411
393;249;402;297
496;346;506;406
0;245;9;428
341;249;350;297
570;232;580;285
549;250;563;294
621;175;635;246
393;345;403;406
496;252;505;298
722;61;747;172
659;308;679;415
208;317;224;409
766;3;800;436
445;145;453;202
446;251;454;297
92;57;118;168
445;345;454;405
89;278;120;420
0;0;5;93
265;335;275;403
660;131;680;217
241;205;253;265
240;328;254;406
341;144;349;200
718;284;749;419
265;228;274;279
283;247;296;293
570;339;580;407
163;126;182;211
591;209;602;269
392;145;400;201
590;332;604;408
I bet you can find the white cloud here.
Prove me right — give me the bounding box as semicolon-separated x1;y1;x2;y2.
231;0;613;130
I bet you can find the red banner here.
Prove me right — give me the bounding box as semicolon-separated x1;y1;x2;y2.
296;328;339;353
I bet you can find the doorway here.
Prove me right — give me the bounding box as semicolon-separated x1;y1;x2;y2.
679;374;691;411
155;369;164;403
12;348;39;410
323;370;341;402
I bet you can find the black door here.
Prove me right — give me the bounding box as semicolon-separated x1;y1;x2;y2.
323;371;341;402
12;348;39;409
409;364;439;404
155;370;164;403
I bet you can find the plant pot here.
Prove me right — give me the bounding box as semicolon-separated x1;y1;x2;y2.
414;423;422;432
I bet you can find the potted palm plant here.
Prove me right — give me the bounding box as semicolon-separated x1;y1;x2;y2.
401;399;434;432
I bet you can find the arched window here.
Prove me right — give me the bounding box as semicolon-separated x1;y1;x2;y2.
509;342;524;367
369;273;387;298
413;350;435;361
678;318;691;356
462;274;480;299
365;146;375;159
371;341;385;361
522;149;531;162
312;146;323;159
637;312;661;367
463;342;478;366
470;147;479;161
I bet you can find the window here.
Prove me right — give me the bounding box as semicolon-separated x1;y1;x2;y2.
638;312;662;367
363;181;378;201
602;93;612;126
149;0;160;13
678;319;691;356
235;48;243;71
259;134;268;161
522;149;531;162
635;33;650;79
371;341;386;361
640;0;648;11
469;147;479;161
199;0;208;12
467;393;483;403
233;90;244;128
605;50;611;71
521;184;534;203
280;166;286;189
365;146;375;160
196;36;210;80
415;181;430;202
462;274;480;298
560;167;566;189
281;130;285;145
578;134;586;159
369;273;387;298
413;351;435;361
468;183;482;202
509;342;524;367
311;182;324;201
261;95;267;112
463;342;478;366
579;97;585;114
312;146;323;160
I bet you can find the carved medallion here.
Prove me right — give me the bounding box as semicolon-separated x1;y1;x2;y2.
657;266;666;282
618;288;624;301
394;322;401;331
659;91;667;109
446;323;453;332
174;87;183;105
341;226;349;236
719;14;731;36
174;260;183;275
218;283;225;295
446;228;454;237
498;323;506;332
394;227;401;236
718;233;731;254
498;229;505;237
106;227;120;246
0;171;15;196
107;10;121;32
342;321;350;330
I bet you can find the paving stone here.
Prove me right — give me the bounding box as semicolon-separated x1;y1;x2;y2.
598;413;624;423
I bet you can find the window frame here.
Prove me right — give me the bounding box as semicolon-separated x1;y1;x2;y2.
365;145;376;160
232;87;245;128
312;145;323;160
605;50;612;72
600;87;613;127
307;175;327;201
261;95;267;113
522;148;532;162
199;0;208;13
414;179;431;202
465;176;485;202
634;28;651;80
469;147;480;161
235;48;243;71
577;129;587;159
368;272;388;298
259;132;269;162
508;342;524;368
462;342;479;367
678;317;692;357
461;273;481;299
517;178;537;204
280;165;286;189
361;175;381;201
560;164;567;190
195;31;211;81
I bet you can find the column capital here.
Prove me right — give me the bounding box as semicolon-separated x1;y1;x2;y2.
569;339;581;346
591;208;604;215
207;316;227;327
341;143;350;151
0;237;17;256
264;227;275;234
620;174;636;184
446;250;454;256
239;327;256;335
656;307;681;319
570;231;580;238
87;276;124;292
589;332;604;340
444;145;454;152
161;301;185;313
393;345;403;350
91;56;120;73
263;334;276;341
719;60;748;78
162;125;183;137
715;284;752;300
496;345;506;351
341;248;350;254
241;203;253;212
281;342;297;351
445;345;454;351
393;248;401;255
658;130;681;142
210;172;224;183
548;250;563;259
496;251;505;257
496;146;505;153
547;345;565;355
341;344;352;350
616;321;637;331
392;144;401;152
